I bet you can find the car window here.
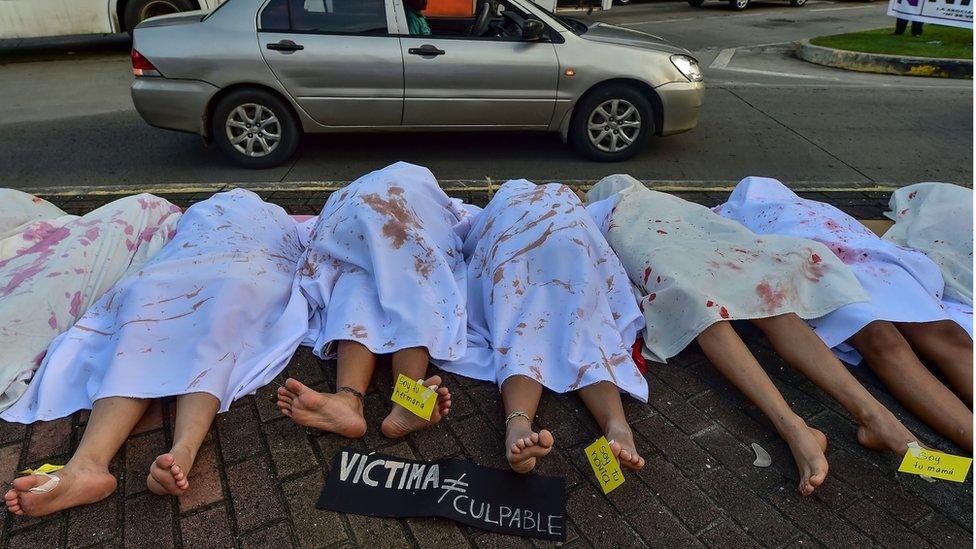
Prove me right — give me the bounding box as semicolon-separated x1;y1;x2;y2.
260;0;290;30
289;0;388;34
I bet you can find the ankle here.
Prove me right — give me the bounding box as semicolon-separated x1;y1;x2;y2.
169;444;198;470
65;455;110;473
335;390;365;412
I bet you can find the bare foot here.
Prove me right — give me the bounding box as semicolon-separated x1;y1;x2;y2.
381;375;451;439
607;423;646;470
147;447;193;496
4;462;116;517
277;378;367;438
856;407;918;455
505;417;554;474
781;420;829;496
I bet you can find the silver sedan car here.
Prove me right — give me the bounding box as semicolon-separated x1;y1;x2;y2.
131;0;704;168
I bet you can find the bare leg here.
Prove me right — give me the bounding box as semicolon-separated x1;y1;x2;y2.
850;321;972;451
753;314;918;455
277;339;372;438
5;397;149;516
697;321;828;495
501;375;554;474
147;392;219;496
381;346;451;438
896;320;973;406
577;381;645;470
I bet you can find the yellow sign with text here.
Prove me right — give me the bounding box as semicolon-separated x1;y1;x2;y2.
585;436;625;494
898;445;972;483
390;374;436;421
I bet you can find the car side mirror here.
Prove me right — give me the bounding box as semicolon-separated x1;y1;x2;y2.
522;19;546;42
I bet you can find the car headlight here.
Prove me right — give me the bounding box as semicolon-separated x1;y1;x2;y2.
670;54;703;82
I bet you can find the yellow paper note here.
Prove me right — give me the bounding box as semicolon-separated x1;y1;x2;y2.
585;436;625;494
898;446;972;483
18;463;64;476
390;373;436;421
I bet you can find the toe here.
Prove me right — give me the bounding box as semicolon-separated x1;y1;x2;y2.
509;442;521;455
516;438;527;450
284;378;308;395
156;454;176;470
538;429;554;448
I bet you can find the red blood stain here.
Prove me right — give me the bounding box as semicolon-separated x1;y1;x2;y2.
647;293;656;302
657;230;668;235
657;276;661;284
48;312;57;329
719;307;730;319
811;254;821;263
643;266;652;284
33;350;46;366
706;300;714;307
756;281;786;312
69;291;83;317
899;208;908;216
908;191;917;200
31;196;42;203
804;253;828;282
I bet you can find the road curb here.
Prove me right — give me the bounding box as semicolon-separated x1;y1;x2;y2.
794;39;973;79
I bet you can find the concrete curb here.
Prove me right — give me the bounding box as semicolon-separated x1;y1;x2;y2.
794;39;973;79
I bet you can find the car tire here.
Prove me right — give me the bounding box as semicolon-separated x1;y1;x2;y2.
123;0;195;32
569;84;654;162
728;0;749;9
687;0;705;6
212;89;300;169
789;0;807;6
615;0;632;5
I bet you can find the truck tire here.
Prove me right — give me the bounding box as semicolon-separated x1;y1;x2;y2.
124;0;195;32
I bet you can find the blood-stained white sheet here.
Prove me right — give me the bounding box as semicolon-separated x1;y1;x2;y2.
438;180;648;401
0;191;181;412
2;189;308;422
716;177;968;364
587;175;868;363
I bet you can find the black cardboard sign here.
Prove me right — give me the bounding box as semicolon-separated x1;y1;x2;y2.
316;448;567;541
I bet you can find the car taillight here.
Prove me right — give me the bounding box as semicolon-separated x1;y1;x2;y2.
131;49;162;77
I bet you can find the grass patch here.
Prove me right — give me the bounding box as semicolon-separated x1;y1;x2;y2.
810;25;973;59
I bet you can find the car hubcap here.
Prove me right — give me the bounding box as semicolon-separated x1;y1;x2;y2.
226;103;281;158
140;0;181;21
587;99;641;154
737;0;748;7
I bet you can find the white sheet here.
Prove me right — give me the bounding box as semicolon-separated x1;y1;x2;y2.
0;191;181;412
2;189;308;422
299;162;474;360
716;177;968;364
438;180;648;401
587;175;869;363
884;183;973;306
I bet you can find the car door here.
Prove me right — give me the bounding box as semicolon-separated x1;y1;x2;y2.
258;0;403;127
398;1;558;127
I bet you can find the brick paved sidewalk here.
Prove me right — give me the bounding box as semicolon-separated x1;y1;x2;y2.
0;189;971;548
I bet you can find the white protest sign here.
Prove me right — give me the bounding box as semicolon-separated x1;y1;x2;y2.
888;0;972;29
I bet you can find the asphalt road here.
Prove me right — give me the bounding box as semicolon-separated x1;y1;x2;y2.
0;0;971;191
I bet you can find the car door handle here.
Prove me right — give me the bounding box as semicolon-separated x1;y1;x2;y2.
408;45;445;56
267;40;304;53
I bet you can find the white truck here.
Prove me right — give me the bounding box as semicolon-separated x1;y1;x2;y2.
0;0;224;39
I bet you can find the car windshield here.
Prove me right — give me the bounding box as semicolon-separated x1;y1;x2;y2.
526;2;588;35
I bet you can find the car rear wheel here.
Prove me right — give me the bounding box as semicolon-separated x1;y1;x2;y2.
789;0;807;6
729;0;749;9
123;0;194;32
213;89;300;169
569;84;654;162
688;0;705;6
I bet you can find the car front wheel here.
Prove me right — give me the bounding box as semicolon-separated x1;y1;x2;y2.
789;0;807;6
729;0;749;9
212;89;300;169
569;84;654;162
